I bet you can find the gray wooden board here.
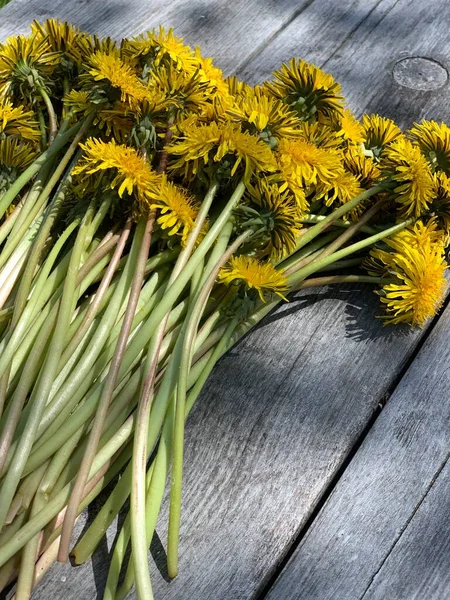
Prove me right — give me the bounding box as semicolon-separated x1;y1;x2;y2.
0;0;447;598
363;457;450;600
266;291;450;600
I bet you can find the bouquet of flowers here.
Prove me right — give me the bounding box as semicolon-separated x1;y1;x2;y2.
0;19;448;600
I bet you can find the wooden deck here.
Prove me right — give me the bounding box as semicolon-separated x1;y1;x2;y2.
1;0;450;598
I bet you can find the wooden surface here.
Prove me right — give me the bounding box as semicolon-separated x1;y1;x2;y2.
1;0;450;599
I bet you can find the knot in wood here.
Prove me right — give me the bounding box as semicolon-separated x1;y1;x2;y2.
392;57;448;91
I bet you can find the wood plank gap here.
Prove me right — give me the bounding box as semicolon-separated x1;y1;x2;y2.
257;288;450;600
358;450;450;600
320;0;402;69
235;0;316;75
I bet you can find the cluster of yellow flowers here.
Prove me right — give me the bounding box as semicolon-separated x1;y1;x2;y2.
0;19;449;600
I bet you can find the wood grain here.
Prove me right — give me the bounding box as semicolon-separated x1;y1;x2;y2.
266;299;450;600
0;0;446;598
0;0;314;75
362;458;450;600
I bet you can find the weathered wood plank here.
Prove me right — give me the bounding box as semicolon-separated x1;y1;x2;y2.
266;300;450;599
0;0;447;598
362;458;450;600
0;0;314;75
241;0;450;129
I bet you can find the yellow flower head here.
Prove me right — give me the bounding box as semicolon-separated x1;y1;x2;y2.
343;146;381;189
384;137;434;218
422;171;450;239
31;19;92;68
195;48;230;98
409;120;450;175
243;180;304;259
337;109;365;144
73;138;161;206
369;221;447;327
0;34;60;99
315;168;363;208
295;121;342;150
85;51;149;109
0;137;37;191
0;99;40;142
149;177;199;245
146;64;210;116
362;114;402;158
265;58;344;122
227;85;302;143
122;27;196;73
168;120;277;182
276;137;342;188
219;255;289;302
0;137;37;169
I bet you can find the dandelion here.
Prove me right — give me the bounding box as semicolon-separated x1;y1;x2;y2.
315;168;363;208
0;34;60;99
219;255;288;301
410;120;450;175
276;137;342;188
243;180;303;258
265;58;344;122
343;146;381;189
337;109;365;144
147;65;210;115
0;99;40;142
73;137;161;205
369;221;447;327
384;137;434;218
149;177;199;244
227;85;302;143
85;51;149;109
362;114;402;158
168;120;277;181
122;27;196;73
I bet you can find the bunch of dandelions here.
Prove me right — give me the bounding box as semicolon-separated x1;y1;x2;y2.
0;19;449;600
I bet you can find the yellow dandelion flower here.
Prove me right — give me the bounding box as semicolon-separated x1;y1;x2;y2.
276;137;342;188
265;58;344;121
337;109;365;144
370;221;447;327
122;27;196;73
430;171;450;235
31;19;92;68
149;177;199;245
147;64;210;115
73;138;161;205
343;146;381;189
244;180;304;259
85;52;149;109
168;120;277;181
0;34;60;99
362;114;402;158
0;138;37;190
315;168;363;208
195;48;230;97
295;121;342;150
0;99;40;142
219;255;289;302
409;120;450;174
227;85;303;143
384;137;434;218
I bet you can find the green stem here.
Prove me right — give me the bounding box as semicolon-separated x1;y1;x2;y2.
167;230;251;578
58;215;154;561
37;86;58;144
295;184;387;251
0;199;96;529
0;123;82;221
